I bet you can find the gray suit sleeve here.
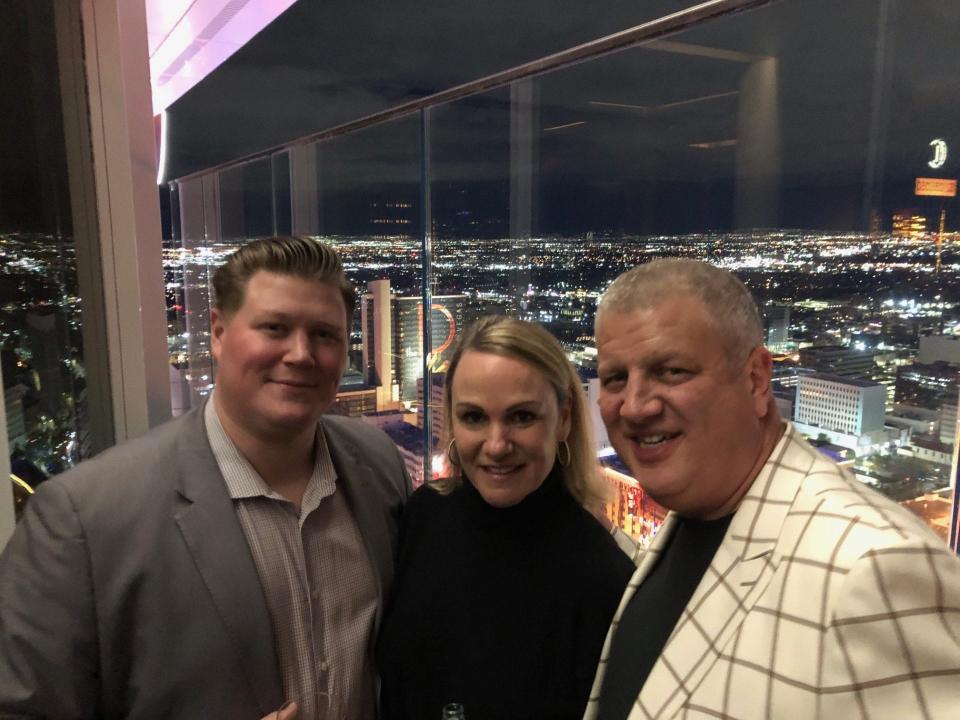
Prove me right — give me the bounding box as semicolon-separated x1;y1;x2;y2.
0;481;101;718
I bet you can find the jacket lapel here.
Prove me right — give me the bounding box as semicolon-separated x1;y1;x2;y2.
323;421;394;624
172;406;284;715
632;425;811;719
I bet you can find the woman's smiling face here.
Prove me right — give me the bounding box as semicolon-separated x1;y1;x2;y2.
450;350;570;508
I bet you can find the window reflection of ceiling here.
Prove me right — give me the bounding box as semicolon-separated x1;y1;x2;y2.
163;0;698;178
146;0;297;114
164;0;960;229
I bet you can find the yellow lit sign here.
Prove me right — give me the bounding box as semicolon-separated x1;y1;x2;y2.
915;177;957;197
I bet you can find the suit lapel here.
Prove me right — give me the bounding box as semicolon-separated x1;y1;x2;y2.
323;421;393;622
172;407;284;715
632;425;811;719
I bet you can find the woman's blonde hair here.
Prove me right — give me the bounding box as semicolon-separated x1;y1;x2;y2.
435;315;610;509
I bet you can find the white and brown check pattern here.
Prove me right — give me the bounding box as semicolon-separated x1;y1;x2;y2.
585;422;960;719
206;400;378;720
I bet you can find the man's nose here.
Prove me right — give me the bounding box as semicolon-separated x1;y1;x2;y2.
620;377;663;422
284;330;315;365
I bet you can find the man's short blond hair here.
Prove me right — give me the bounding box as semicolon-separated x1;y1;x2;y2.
596;258;763;365
212;236;355;321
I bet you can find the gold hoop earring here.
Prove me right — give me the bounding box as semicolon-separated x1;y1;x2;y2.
446;438;461;467
557;439;571;467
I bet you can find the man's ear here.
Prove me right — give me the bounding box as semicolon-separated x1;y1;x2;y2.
210;308;226;361
745;346;773;418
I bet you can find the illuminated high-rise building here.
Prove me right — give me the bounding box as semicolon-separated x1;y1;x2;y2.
919;335;960;365
892;210;927;239
762;303;791;352
361;279;396;407
395;295;468;402
369;198;415;237
798;345;876;381
894;361;959;411
942;387;959;447
25;310;66;415
599;456;667;545
332;367;378;418
4;384;28;452
361;279;471;405
795;373;885;436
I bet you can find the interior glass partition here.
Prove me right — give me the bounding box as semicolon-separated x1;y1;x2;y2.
170;0;960;546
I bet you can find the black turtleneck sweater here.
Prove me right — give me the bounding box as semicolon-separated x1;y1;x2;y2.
377;468;634;720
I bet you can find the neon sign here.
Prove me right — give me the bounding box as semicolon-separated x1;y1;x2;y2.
929;139;948;169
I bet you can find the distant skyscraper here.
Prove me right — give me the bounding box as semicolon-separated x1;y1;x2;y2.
4;384;28;452
369;198;415;237
395;295;467;402
331;367;378;418
918;335;960;365
25;311;66;414
763;303;790;352
894;361;959;410
794;373;886;437
892;210;927;239
361;279;471;404
362;279;396;407
798;345;876;381
941;387;959;447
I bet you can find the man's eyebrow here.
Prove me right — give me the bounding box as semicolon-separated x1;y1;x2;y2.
599;351;685;370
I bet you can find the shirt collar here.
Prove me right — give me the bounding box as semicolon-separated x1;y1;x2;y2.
204;393;338;509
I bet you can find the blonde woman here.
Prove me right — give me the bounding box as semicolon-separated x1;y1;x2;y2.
378;316;633;720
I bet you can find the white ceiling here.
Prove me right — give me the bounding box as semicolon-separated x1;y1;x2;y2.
145;0;296;114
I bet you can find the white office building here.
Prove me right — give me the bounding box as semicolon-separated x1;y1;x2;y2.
794;373;893;454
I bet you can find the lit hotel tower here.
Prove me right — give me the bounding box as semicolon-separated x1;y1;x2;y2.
362;279;395;408
361;279;470;408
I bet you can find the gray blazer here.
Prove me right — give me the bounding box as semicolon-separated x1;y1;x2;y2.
0;405;411;719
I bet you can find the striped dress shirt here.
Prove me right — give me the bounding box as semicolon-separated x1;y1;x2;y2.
205;399;378;720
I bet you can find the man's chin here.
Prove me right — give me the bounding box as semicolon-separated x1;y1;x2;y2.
260;406;324;435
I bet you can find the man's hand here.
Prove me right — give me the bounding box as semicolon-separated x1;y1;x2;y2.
261;700;298;720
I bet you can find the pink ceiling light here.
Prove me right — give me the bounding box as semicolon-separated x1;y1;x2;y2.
146;0;297;114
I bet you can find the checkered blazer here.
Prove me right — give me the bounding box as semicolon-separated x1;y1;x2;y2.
584;423;960;719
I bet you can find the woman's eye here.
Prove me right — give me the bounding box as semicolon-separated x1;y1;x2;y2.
512;411;536;425
459;411;484;425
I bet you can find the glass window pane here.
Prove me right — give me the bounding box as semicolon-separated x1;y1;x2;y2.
0;0;95;518
427;0;959;543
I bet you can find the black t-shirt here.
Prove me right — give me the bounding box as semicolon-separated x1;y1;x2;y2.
596;513;734;720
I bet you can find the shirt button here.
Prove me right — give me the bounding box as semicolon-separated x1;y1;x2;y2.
320;659;329;672
311;588;320;601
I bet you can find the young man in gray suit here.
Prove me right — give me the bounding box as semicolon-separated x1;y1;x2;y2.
586;259;960;719
0;237;411;719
